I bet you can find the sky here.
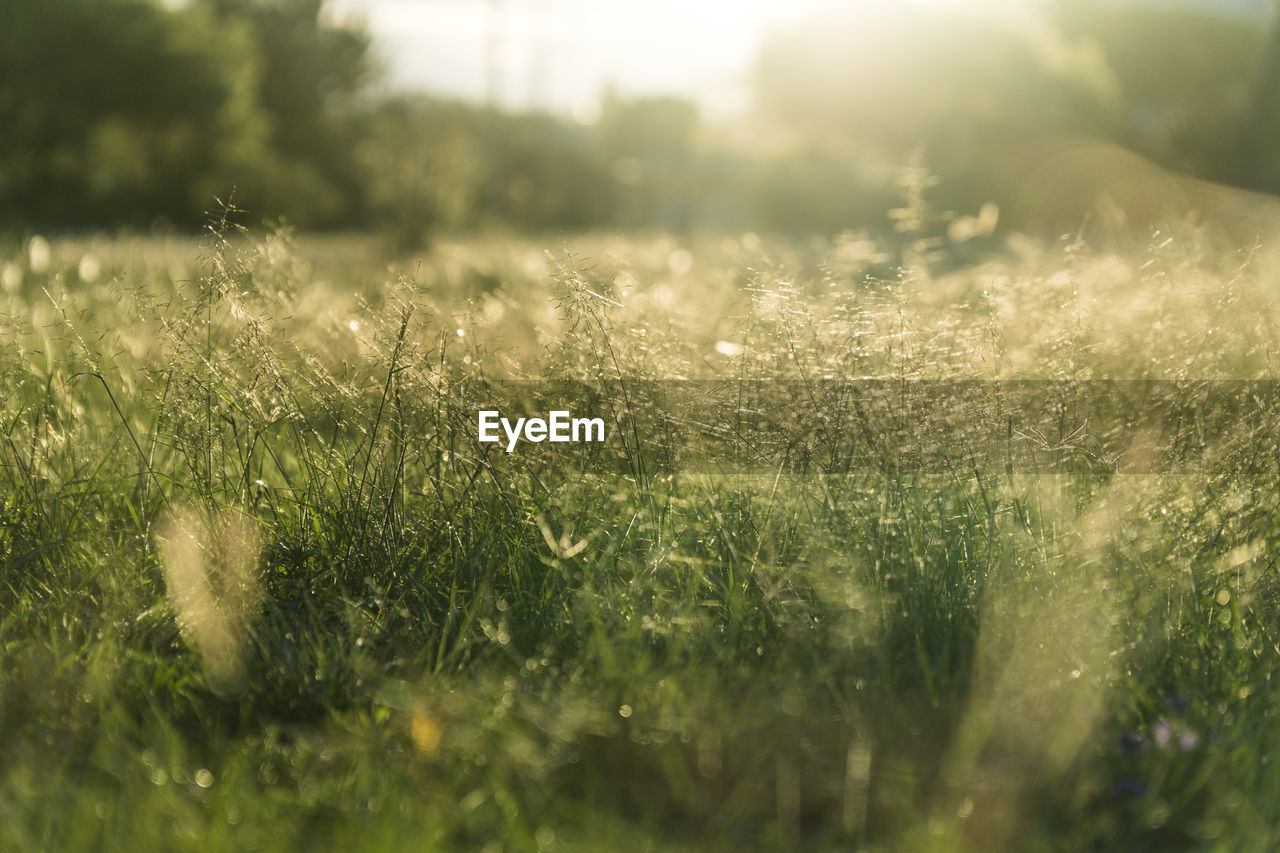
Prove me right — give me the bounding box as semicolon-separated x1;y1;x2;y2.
326;0;1274;117
326;0;845;116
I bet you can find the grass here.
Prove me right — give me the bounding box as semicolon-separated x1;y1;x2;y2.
1;211;1280;851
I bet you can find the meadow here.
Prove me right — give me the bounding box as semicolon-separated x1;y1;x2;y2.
2;205;1280;851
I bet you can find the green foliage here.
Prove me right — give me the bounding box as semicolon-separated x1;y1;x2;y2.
197;0;372;223
355;98;619;247
0;0;369;229
1054;1;1268;182
353;93;913;243
748;3;1280;230
0;0;242;225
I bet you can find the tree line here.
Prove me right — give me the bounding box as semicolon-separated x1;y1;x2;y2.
4;0;1280;239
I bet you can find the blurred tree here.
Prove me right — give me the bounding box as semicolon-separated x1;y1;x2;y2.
750;6;1123;226
0;0;249;226
1053;0;1267;183
753;9;1120;154
354;97;618;247
750;2;1280;231
355;98;487;249
593;93;699;229
0;0;369;230
197;0;373;223
478;110;617;231
1239;0;1280;189
594;92;698;161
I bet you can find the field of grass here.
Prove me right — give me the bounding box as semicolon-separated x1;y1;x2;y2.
2;214;1280;851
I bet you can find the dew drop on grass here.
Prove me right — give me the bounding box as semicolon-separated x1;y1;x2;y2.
1;263;21;293
78;254;101;283
27;235;50;273
461;789;486;812
715;340;744;357
668;249;693;277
